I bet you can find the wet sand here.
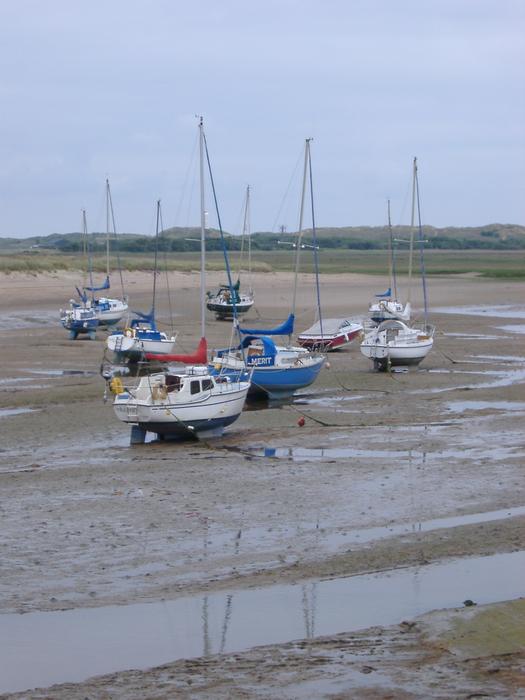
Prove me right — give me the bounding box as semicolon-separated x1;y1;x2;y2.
0;270;524;698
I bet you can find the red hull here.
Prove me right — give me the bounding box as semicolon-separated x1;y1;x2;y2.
297;328;361;351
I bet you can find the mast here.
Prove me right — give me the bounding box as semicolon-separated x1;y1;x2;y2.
198;117;206;340
83;209;95;300
415;163;430;328
387;199;398;300
105;179;110;278
106;179;126;298
246;186;252;290
292;138;311;319
307;141;323;340
407;157;417;303
151;200;161;323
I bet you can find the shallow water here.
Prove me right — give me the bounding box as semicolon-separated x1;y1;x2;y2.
1;551;523;694
444;332;508;340
419;367;525;394
27;368;99;377
435;304;525;319
447;400;525;413
497;324;525;335
0;407;39;418
0;310;60;330
241;441;522;463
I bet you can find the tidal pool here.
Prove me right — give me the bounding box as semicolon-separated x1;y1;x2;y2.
1;551;524;694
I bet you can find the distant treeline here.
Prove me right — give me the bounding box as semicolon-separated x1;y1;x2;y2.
50;233;525;253
1;223;524;253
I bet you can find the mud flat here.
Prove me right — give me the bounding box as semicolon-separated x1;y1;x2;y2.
0;270;524;698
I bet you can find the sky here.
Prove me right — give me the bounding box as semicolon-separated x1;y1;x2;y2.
0;0;523;238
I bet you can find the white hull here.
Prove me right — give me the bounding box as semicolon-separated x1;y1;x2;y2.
107;334;176;357
360;338;433;363
114;387;248;426
111;367;250;439
360;319;434;369
96;305;128;325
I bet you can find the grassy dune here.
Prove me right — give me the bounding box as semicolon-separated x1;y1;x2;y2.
0;249;524;278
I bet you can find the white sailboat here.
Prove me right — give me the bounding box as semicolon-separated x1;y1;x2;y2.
106;200;177;361
206;185;255;319
211;138;325;400
71;180;128;326
368;200;411;325
60;210;99;340
109;117;251;442
361;158;434;371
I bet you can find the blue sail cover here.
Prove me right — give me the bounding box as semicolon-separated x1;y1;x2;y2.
239;313;294;336
130;308;156;330
75;287;88;304
375;287;392;298
84;275;110;292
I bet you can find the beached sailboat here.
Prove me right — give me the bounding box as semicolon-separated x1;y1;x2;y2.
368;200;411;326
109;117;251;442
106;201;177;362
297;317;363;351
69;181;128;326
60;210;99;340
361;158;434;370
206;186;255;319
211;139;325;400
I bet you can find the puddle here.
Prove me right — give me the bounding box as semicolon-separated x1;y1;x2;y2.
497;324;525;335
469;354;525;363
0;377;33;386
0;407;39;418
240;441;522;463
27;369;98;377
447;400;525;413
295;394;366;408
319;506;525;553
0;310;59;330
419;367;525;395
444;333;507;340
1;551;523;694
435;305;525;319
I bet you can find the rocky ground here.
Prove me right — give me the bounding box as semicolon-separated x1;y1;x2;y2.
0;270;524;698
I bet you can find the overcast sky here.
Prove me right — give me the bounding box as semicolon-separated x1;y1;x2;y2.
1;0;523;238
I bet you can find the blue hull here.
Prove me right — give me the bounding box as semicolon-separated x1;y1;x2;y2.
213;359;325;400
62;318;99;340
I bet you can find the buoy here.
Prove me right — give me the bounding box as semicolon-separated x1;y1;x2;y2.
325;361;331;369
297;416;305;427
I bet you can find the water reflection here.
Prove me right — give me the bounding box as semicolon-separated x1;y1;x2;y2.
1;551;524;694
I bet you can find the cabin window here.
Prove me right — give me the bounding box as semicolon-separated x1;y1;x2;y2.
202;378;213;391
190;380;201;395
165;375;181;393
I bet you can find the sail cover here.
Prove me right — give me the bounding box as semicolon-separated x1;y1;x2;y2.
239;313;294;336
84;275;111;292
375;287;392;298
131;308;156;329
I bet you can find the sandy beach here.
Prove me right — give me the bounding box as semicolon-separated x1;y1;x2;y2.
0;269;524;698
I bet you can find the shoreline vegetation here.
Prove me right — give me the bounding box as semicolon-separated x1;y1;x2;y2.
0;248;524;278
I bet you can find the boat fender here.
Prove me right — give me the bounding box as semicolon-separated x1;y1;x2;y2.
110;377;125;394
